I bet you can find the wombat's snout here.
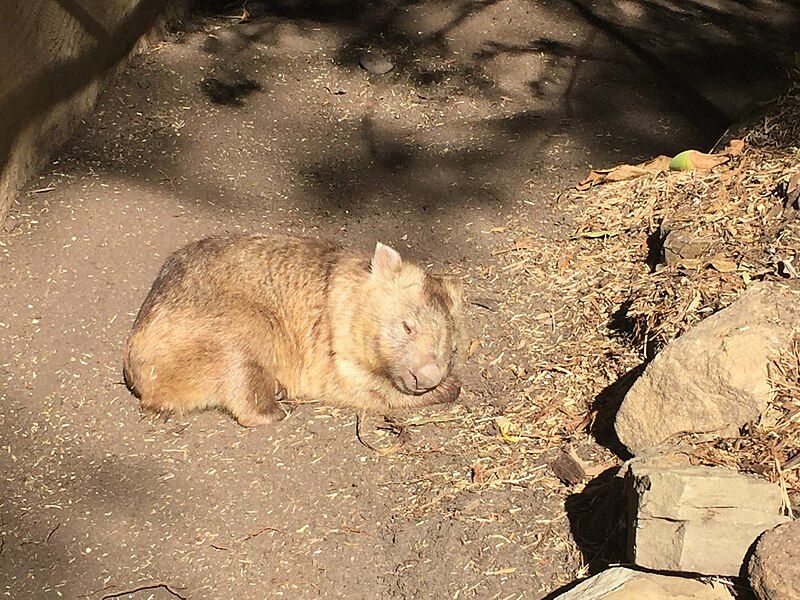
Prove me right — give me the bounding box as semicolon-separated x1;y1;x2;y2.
400;360;443;394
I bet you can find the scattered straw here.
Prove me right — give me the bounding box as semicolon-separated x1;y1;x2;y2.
362;83;800;582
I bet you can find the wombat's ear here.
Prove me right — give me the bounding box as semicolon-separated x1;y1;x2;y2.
371;242;402;277
440;276;464;313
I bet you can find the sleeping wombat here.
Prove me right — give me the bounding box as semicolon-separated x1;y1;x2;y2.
122;234;463;427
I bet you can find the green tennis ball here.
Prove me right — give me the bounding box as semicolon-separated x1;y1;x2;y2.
669;151;695;171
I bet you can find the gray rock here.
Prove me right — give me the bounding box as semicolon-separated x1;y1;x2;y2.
626;458;790;576
359;50;394;75
748;520;800;600
550;566;733;599
661;227;712;266
615;282;800;454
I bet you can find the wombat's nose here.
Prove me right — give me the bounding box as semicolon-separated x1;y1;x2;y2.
413;362;443;391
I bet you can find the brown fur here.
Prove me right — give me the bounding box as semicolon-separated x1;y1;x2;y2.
122;234;464;427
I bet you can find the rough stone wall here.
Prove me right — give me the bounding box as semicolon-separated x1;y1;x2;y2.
0;0;178;224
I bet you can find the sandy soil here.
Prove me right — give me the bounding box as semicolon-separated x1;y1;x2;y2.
1;0;798;598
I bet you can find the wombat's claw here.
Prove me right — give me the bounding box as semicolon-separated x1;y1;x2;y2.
237;413;276;428
237;399;288;428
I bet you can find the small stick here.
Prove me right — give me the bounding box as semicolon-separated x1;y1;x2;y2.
241;524;285;542
101;583;187;599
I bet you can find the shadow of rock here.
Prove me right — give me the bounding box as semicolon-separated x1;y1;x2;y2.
590;364;645;459
541;578;584;600
646;225;666;272
565;466;628;575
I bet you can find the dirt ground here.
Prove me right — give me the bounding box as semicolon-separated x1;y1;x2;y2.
2;1;799;599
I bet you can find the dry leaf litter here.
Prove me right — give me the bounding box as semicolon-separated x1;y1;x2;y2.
365;85;800;568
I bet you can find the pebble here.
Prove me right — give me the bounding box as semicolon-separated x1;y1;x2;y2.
359;50;394;75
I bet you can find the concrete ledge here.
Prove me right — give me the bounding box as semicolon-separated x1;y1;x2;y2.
0;0;182;223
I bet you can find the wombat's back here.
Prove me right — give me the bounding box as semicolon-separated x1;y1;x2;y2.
123;234;350;422
129;234;342;332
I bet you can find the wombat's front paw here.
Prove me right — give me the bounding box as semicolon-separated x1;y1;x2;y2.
414;376;460;407
435;377;461;404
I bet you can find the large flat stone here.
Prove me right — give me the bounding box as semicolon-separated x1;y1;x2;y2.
550;567;733;599
615;282;800;454
626;458;790;576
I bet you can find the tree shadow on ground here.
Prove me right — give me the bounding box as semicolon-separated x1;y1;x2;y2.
7;0;800;232
0;414;198;599
123;0;800;236
200;0;800;148
200;73;262;105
